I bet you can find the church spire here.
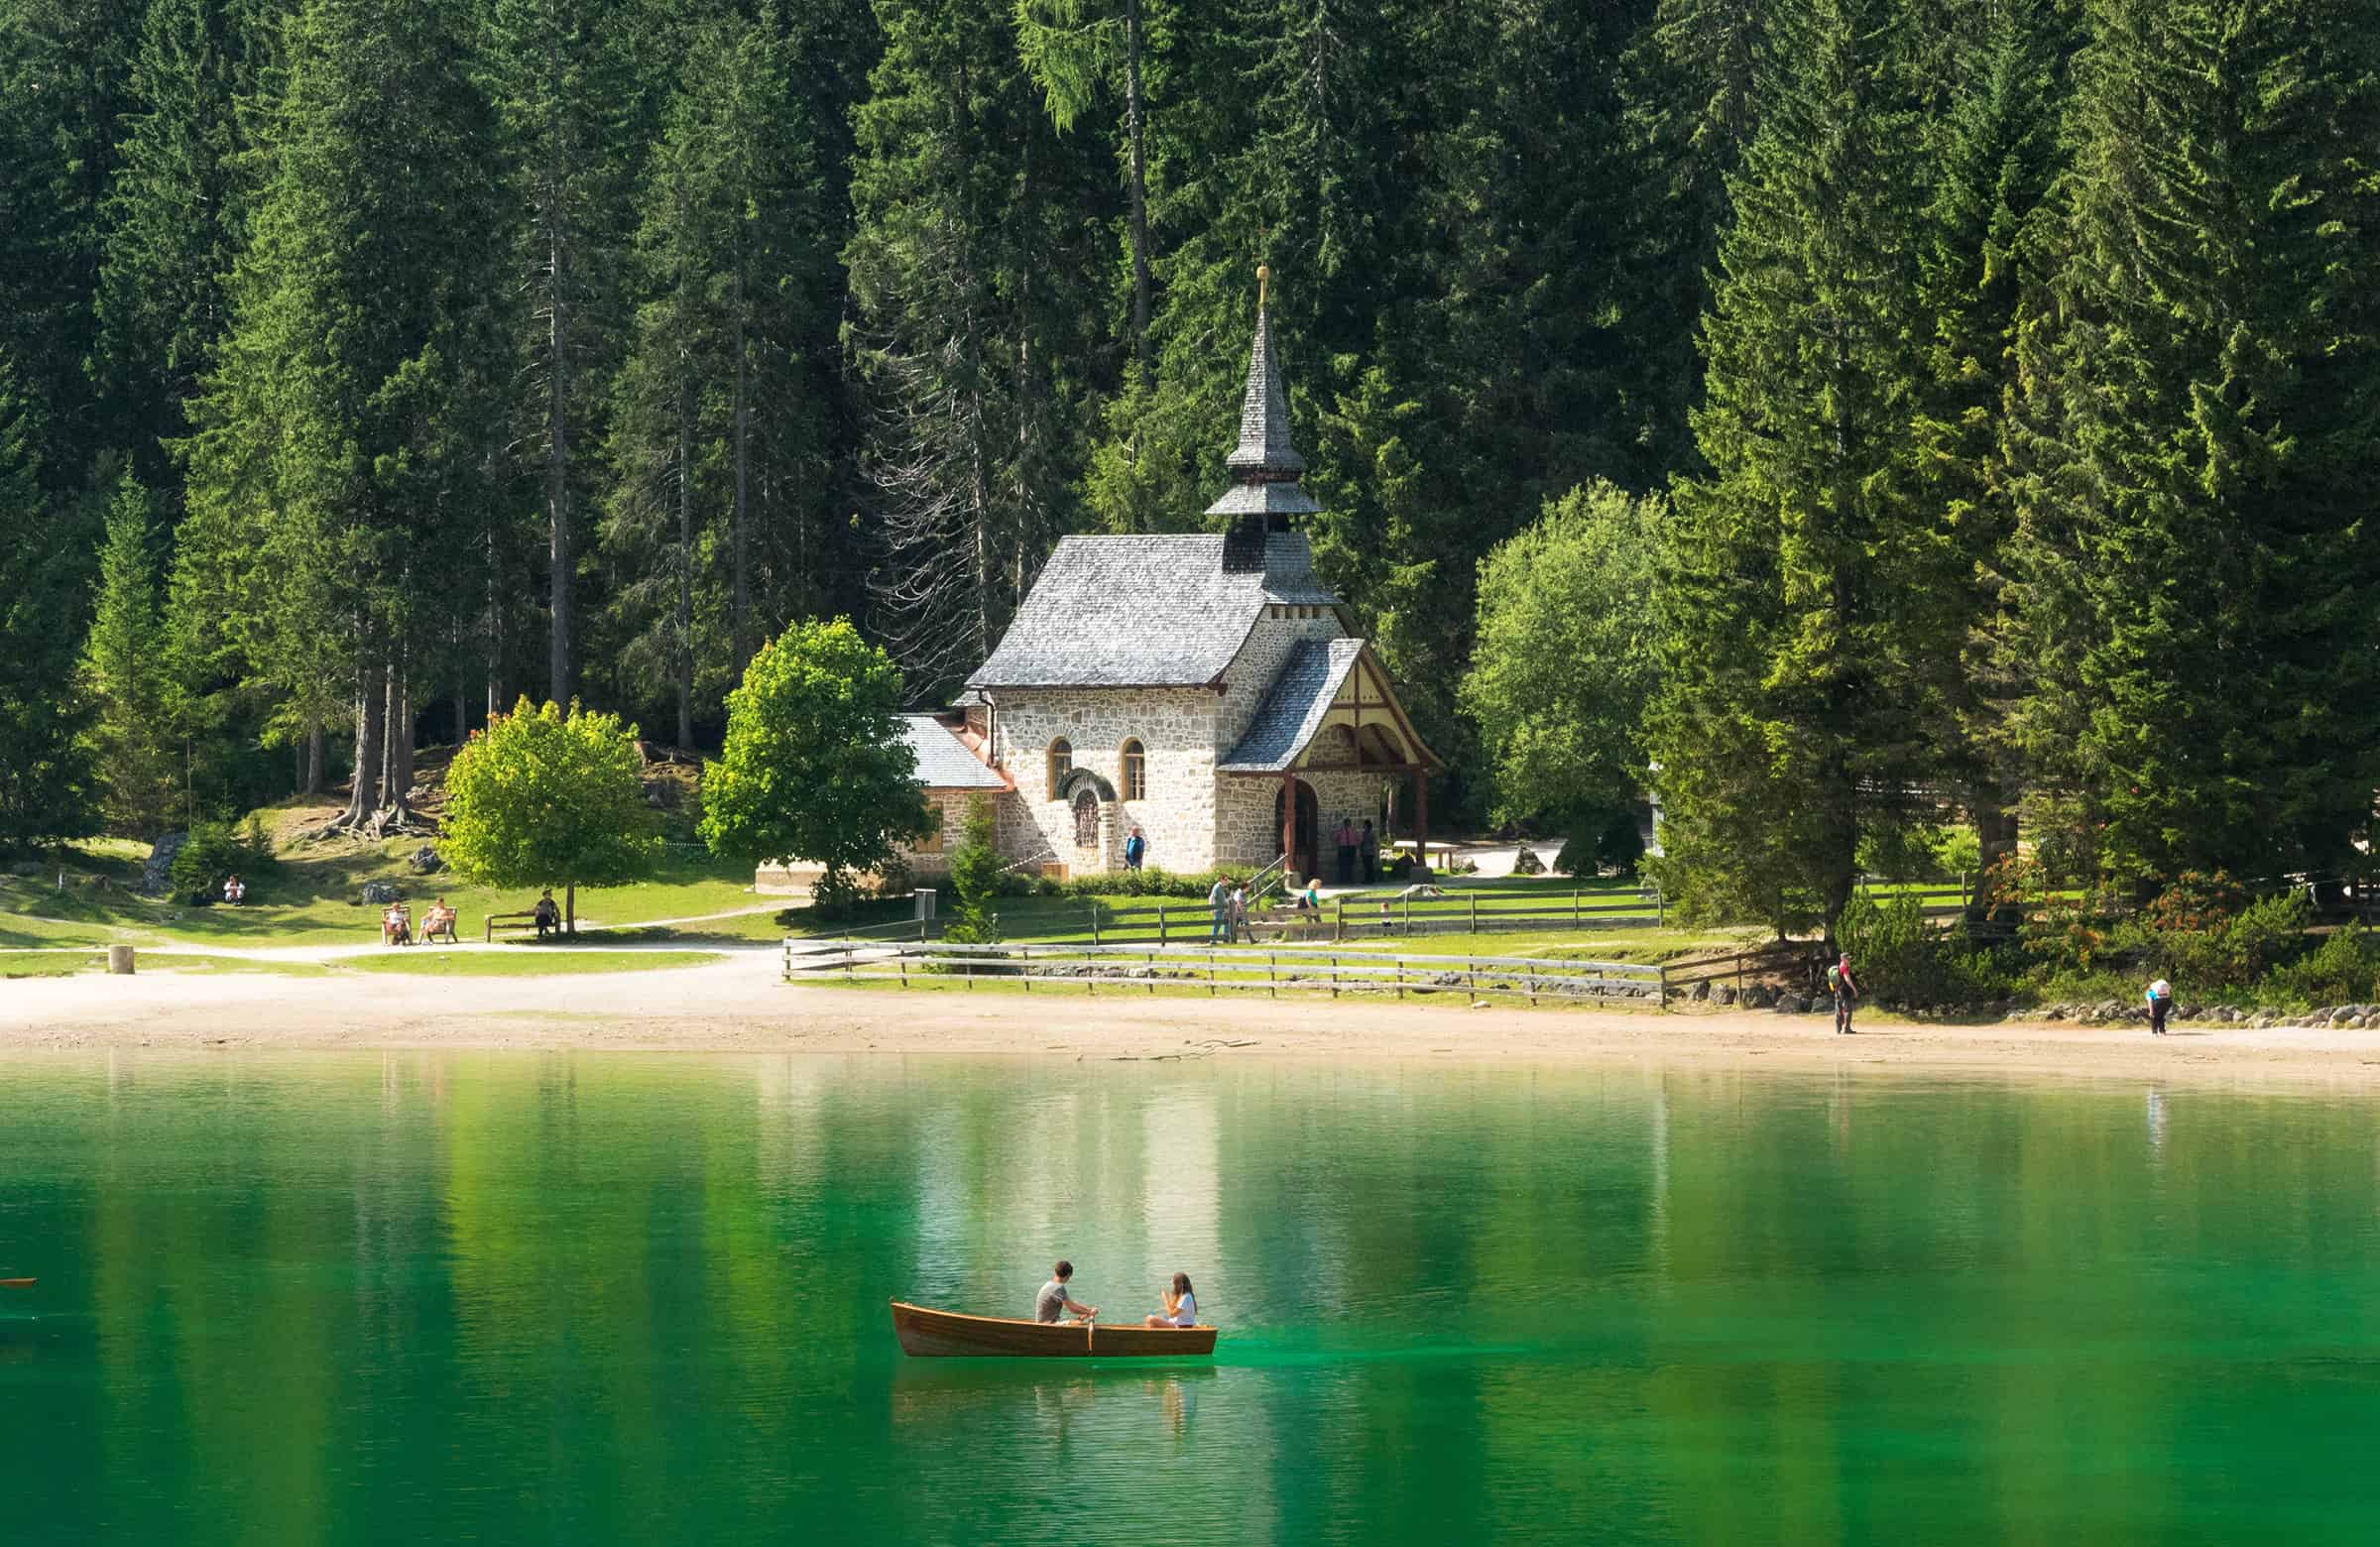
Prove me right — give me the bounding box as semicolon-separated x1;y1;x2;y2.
1206;266;1321;521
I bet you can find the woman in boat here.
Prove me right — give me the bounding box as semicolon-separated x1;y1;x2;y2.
1143;1271;1198;1328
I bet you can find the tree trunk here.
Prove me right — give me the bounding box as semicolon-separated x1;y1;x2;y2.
339;660;386;828
545;124;575;705
1123;0;1151;361
384;665;415;818
731;231;752;672
303;724;324;796
565;880;575;936
676;365;695;751
453;688;467;747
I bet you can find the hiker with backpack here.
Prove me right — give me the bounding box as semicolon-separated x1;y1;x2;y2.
1828;953;1858;1034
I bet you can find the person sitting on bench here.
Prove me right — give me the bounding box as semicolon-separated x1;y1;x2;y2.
534;890;561;941
420;899;458;944
382;902;413;947
222;874;246;905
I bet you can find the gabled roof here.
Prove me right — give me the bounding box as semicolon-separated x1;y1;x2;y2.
899;714;1008;789
1218;638;1446;774
966;532;1340;690
1218;639;1365;771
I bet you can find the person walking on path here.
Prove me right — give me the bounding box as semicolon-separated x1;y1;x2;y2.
1230;881;1253;943
1335;817;1359;885
2145;976;2173;1035
1208;876;1232;944
1828;953;1859;1034
1124;826;1147;875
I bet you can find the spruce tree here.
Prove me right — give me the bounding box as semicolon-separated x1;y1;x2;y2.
178;0;507;833
600;3;827;745
0;352;96;850
79;471;179;835
1648;0;1932;939
2000;0;2380;880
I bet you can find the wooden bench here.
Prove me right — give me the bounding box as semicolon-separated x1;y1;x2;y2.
484;911;542;942
419;911;460;945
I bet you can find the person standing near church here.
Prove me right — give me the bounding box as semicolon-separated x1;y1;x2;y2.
1335;816;1359;885
1360;819;1378;883
1208;875;1232;943
1125;825;1147;875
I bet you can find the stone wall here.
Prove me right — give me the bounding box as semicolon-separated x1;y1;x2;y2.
892;787;1014;880
1215;769;1395;877
990;686;1222;874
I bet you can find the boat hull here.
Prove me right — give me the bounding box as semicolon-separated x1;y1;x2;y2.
891;1299;1217;1358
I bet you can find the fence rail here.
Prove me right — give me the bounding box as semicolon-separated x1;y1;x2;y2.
781;938;1667;1008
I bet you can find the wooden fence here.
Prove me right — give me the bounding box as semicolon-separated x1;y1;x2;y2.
781;938;1668;1008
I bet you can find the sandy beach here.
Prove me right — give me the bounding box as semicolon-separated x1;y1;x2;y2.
6;949;2380;1081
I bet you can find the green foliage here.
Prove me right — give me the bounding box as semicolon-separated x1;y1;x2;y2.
1555;811;1646;879
699;619;930;897
1836;892;2014;1010
1857;824;1980;884
2267;928;2380;1008
941;792;1005;942
0;351;94;852
79;471;179;836
168;817;275;903
1461;481;1663;832
441;698;663;925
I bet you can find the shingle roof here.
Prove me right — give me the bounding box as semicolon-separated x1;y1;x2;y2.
1204;302;1322;519
966;532;1341;689
899;714;1007;788
1217;639;1366;772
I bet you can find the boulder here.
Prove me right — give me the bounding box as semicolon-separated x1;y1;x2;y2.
1714;985;1737;1006
1509;846;1545;877
408;845;443;876
140;832;188;897
1776;993;1807;1014
361;881;403;905
7;859;42;877
1690;979;1711;1003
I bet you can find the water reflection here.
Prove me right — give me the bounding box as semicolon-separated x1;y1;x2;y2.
0;1054;2376;1544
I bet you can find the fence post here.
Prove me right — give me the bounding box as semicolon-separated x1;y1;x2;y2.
1090;905;1101;947
1329;953;1339;1000
1574;891;1581;927
898;947;908;990
1208;948;1217;998
1470;893;1479;933
843;944;854;985
1268;951;1277;999
1147;950;1155;996
1658;963;1668;1012
1657;887;1666;928
1334;896;1344;942
1158;904;1168;946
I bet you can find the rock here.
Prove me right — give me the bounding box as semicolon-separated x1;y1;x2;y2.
139;832;188;897
1776;993;1807;1013
7;859;42;877
1690;979;1711;1003
408;845;443;876
646;789;666;809
1510;847;1545;877
1713;985;1737;1006
361;881;403;904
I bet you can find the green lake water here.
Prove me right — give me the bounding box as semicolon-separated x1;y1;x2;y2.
2;1053;2377;1544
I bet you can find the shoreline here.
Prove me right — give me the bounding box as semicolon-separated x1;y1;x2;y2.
6;955;2380;1082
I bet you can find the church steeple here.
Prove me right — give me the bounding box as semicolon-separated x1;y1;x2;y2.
1205;265;1321;523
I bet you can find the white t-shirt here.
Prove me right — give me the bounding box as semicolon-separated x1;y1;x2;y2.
1169;1292;1197;1327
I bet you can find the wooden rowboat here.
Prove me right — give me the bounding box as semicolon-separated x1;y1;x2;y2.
891;1299;1217;1359
0;1279;32;1289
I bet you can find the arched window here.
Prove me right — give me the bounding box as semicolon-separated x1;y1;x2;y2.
1120;739;1146;801
1072;789;1101;848
1047;738;1072;793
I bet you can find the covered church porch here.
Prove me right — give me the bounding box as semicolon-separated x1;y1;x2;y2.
1215;638;1444;884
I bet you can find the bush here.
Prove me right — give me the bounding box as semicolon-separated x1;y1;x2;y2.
2128;878;2308;989
1836;892;2014;1009
169;820;272;903
2267;926;2380;1006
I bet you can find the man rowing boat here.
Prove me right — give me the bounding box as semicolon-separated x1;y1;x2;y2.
1035;1259;1098;1324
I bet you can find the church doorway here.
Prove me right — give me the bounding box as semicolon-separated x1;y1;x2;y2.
1271;778;1320;883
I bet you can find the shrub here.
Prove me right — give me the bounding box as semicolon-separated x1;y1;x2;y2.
169;820;272;903
1837;892;2014;1009
2267;926;2380;1006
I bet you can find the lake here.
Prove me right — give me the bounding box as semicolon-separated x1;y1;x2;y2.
2;1052;2376;1543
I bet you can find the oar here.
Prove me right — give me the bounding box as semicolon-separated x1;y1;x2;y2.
0;1278;34;1289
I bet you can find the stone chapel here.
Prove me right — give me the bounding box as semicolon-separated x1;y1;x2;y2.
892;278;1442;884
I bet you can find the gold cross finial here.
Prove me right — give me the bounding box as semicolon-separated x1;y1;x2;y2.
1257;264;1269;310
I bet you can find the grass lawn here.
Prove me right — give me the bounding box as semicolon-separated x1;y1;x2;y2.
0;949;102;977
343;949;726;977
2;835;769;951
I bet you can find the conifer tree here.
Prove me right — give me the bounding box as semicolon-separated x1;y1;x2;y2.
600;3;827;745
79;471;179;835
178;0;507;834
1648;0;1932;939
848;0;1113;690
0;352;95;850
2000;0;2380;879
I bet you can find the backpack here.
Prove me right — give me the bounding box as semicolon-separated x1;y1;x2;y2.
1826;963;1844;992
